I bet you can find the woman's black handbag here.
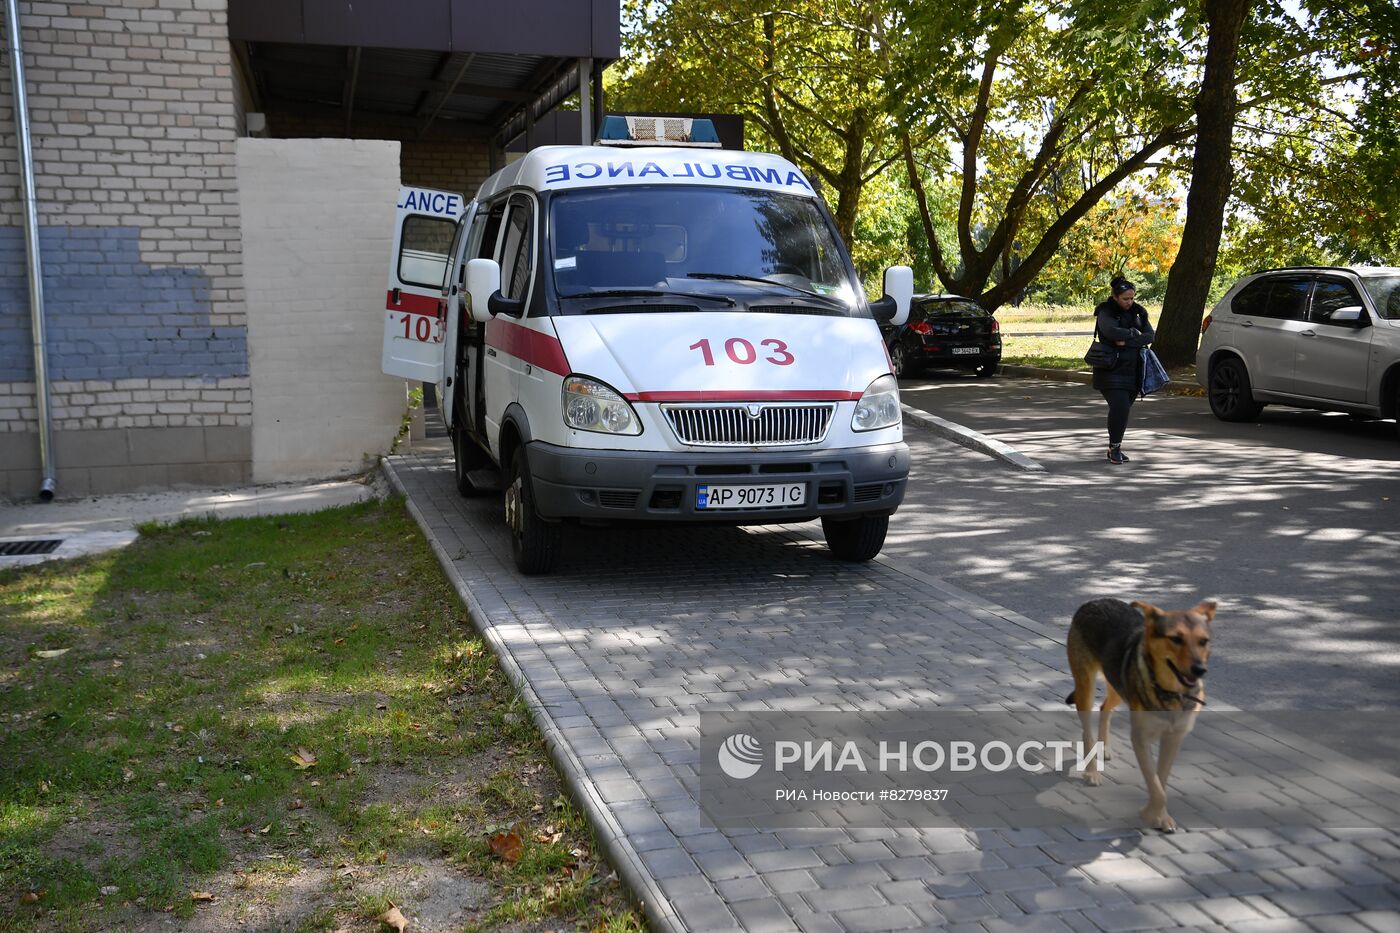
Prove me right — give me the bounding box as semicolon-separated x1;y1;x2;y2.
1084;324;1119;369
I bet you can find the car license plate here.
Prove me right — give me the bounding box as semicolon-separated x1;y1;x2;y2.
952;346;980;355
696;483;805;510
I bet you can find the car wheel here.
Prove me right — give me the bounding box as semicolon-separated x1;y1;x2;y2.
1394;379;1400;441
891;343;912;379
973;359;998;378
1208;357;1263;422
822;514;888;562
505;449;562;575
452;407;491;497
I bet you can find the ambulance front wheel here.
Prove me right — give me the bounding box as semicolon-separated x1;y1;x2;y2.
505;450;562;575
821;513;888;562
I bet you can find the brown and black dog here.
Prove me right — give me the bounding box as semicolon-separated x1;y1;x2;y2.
1065;597;1217;832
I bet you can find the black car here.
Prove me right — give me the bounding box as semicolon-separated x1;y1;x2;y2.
881;294;1002;378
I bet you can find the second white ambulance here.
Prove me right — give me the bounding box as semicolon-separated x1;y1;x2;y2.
383;120;913;574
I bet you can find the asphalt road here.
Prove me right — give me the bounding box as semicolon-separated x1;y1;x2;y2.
893;372;1400;712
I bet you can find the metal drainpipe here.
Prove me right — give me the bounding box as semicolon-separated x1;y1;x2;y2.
4;0;56;501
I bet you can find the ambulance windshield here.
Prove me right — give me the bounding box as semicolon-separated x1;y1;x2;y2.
551;187;860;314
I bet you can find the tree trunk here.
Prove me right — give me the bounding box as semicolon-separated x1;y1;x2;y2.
1154;0;1250;368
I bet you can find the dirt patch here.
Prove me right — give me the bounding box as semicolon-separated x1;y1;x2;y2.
350;858;492;932
46;815;140;875
357;748;512;810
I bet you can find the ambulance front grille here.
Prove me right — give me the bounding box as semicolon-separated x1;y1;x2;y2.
661;403;835;447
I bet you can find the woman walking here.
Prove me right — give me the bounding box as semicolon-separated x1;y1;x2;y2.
1092;276;1154;465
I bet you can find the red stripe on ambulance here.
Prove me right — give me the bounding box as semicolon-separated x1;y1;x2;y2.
486;320;571;376
624;390;863;403
386;290;440;317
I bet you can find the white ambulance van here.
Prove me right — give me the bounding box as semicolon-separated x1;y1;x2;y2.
382;119;913;574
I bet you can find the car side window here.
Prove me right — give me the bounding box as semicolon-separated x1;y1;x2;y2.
497;195;534;307
1231;280;1271;317
1310;279;1366;326
1264;277;1311;321
473;202;505;261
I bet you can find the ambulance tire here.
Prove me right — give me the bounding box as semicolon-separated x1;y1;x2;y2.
506;450;562;575
821;513;888;562
452;416;490;497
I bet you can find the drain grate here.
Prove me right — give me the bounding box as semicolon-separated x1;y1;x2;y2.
0;539;63;556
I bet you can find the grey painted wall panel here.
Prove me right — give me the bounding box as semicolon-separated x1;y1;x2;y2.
0;228;249;383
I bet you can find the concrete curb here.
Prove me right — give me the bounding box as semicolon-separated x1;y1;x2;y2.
999;363;1206;397
380;459;684;933
901;403;1047;473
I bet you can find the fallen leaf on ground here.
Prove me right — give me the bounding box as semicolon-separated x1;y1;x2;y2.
287;799;304;811
378;904;409;931
19;891;39;904
488;830;524;863
34;648;70;659
259;823;272;834
289;747;317;769
376;850;388;864
191;891;215;903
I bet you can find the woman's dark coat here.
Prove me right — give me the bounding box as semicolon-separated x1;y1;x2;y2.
1091;299;1155;391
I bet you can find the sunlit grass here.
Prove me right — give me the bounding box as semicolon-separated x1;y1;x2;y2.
0;498;644;930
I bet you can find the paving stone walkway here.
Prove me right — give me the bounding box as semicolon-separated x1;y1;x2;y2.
384;427;1400;933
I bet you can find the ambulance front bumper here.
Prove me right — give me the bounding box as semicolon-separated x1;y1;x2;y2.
524;440;909;523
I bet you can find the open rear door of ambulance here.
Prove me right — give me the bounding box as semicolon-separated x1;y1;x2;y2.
381;186;468;382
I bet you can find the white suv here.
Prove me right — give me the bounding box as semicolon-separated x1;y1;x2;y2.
1196;266;1400;435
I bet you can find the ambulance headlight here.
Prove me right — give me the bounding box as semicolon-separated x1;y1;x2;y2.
852;374;901;432
562;376;642;435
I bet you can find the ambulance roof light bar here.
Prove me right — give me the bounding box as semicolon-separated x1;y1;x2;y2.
597;115;722;148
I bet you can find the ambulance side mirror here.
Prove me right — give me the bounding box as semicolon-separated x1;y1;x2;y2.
466;258;500;323
870;265;913;326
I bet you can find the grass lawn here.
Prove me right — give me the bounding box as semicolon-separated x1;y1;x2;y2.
994;304;1197;382
0;498;644;932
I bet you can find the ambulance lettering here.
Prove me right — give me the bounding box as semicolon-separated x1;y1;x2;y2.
540;161;811;190
396;189;462;217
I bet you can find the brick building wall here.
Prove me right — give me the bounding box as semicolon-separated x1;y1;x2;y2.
398;139;491;198
262;110;492;200
0;0;249;497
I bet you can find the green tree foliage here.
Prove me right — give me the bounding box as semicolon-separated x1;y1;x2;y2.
893;0;1206;307
1037;194;1184;302
611;0;907;240
611;0;1396;315
1222;1;1399;264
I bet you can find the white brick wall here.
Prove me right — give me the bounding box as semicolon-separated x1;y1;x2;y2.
0;0;248;444
0;0;244;315
0;377;250;431
236;138;407;483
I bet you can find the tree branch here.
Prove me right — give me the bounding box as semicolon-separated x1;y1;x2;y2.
902;132;954;286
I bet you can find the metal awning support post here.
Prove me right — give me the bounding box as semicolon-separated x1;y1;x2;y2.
577;57;591;144
4;0;56;501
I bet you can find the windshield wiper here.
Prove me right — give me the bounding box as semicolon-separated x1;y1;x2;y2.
685;272;847;307
559;288;735;307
